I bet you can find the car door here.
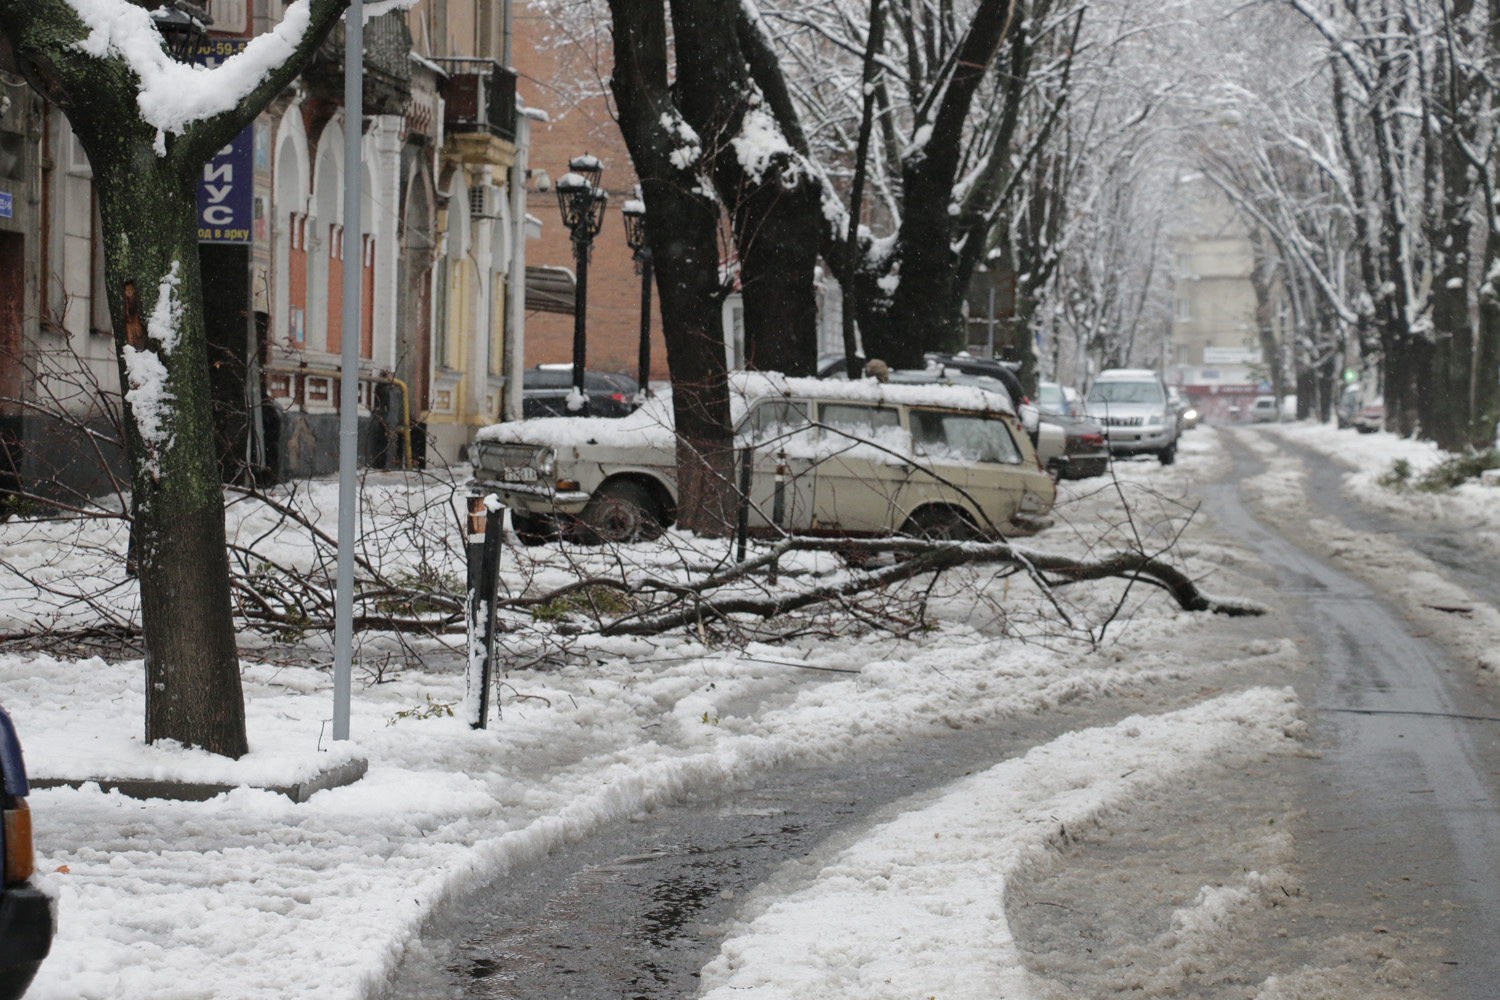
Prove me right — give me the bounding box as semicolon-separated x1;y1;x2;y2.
906;408;1035;530
809;402;912;533
737;398;816;532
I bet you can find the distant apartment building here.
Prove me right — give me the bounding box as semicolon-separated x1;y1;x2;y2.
1166;175;1280;423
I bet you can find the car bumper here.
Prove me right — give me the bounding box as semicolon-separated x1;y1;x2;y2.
1100;427;1173;453
471;479;592;516
0;883;54;1000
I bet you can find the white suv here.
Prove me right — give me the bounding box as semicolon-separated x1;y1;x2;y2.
1085;369;1180;465
471;373;1057;543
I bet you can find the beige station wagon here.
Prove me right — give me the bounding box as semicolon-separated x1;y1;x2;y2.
469;374;1056;543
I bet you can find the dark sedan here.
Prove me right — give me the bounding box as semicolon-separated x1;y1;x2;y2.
1041;412;1110;479
522;366;641;419
0;705;52;1000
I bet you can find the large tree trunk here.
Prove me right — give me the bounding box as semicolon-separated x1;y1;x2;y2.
671;0;821;376
607;0;737;534
84;86;250;757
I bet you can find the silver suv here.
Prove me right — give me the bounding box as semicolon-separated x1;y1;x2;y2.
471;374;1057;543
1085;369;1180;465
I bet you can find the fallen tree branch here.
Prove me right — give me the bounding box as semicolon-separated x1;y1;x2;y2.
597;536;1264;636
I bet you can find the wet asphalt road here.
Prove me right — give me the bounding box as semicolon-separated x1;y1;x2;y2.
1212;432;1500;998
379;694;1152;1000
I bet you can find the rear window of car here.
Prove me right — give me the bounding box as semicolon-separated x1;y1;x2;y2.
910;410;1024;465
740;399;811;443
819;403;902;436
1088;380;1164;404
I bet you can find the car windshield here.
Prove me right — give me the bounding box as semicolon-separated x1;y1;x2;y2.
1088;381;1163;405
910;411;1023;464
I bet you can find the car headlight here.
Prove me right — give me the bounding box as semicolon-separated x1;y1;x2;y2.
1145;412;1164;427
1183;408;1198;421
535;448;556;478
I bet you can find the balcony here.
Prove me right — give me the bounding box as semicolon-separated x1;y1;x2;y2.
434;58;517;144
303;10;413;117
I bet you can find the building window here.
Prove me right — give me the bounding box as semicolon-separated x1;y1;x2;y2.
1175;253;1192;275
1175;297;1191;322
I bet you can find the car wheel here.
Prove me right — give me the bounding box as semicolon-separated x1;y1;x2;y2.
903;505;976;542
1158;442;1177;466
576;480;663;544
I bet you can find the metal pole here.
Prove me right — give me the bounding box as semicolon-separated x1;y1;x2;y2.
735;446;752;563
637;252;652;395
464;495;503;729
333;0;363;741
769;450;786;586
571;236;589;412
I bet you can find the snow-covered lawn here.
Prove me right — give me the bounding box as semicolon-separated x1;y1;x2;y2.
4;429;1307;999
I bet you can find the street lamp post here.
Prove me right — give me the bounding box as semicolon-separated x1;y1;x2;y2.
555;155;607;412
621;199;652;397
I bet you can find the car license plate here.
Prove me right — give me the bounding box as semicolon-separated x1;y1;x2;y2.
503;466;539;483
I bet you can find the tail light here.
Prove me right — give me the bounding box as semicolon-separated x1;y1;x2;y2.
611;393;626;404
3;796;34;883
1082;433;1104;447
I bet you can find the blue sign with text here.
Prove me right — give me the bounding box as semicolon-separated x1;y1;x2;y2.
0;190;11;219
196;126;254;243
194;38;253;244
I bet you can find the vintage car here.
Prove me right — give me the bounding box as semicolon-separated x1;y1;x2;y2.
470;373;1057;543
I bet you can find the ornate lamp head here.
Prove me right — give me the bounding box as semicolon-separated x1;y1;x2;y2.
555;155;607;241
147;2;211;62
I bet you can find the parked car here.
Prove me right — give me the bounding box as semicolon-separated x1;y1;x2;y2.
924;352;1028;406
1249;395;1279;423
471;374;1056;543
1337;384;1384;432
1166;386;1198;430
522;365;641;419
1036;381;1079;417
1040;412;1109;479
0;705;52;1000
1353;395;1385;433
1335;384;1360;429
1085;369;1181;465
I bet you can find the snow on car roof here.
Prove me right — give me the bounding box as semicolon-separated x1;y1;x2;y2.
475;372;1016;448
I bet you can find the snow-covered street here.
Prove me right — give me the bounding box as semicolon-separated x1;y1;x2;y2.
4;421;1499;999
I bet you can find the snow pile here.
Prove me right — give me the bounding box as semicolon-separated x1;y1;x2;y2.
697;688;1304;1000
